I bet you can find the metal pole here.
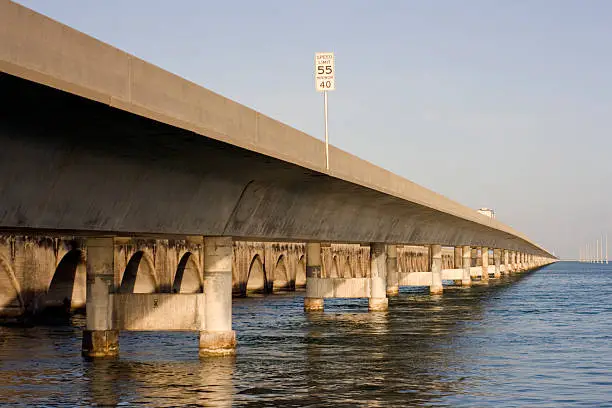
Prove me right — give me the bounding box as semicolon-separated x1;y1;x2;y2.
606;234;608;264
324;91;329;171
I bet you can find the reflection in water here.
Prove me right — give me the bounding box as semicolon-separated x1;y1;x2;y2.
1;264;612;406
86;357;235;407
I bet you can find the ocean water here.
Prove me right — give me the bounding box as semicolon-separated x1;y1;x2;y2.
0;262;610;407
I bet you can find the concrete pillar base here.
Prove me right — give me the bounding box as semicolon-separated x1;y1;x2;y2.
461;279;471;287
386;286;399;296
368;297;389;311
429;286;443;295
82;330;119;358
304;297;324;312
199;331;236;356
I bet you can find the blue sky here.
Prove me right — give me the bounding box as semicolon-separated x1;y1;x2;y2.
15;0;612;259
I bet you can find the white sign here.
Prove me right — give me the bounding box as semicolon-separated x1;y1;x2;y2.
315;52;335;92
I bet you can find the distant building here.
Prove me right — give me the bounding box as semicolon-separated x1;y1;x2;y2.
477;208;495;219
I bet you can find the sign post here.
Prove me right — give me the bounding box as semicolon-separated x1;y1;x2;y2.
315;52;335;171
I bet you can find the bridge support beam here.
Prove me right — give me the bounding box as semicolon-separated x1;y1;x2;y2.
199;237;236;356
386;245;399;297
369;243;389;311
481;247;489;283
462;246;471;286
429;244;443;295
493;249;501;278
82;237;118;358
304;243;324;311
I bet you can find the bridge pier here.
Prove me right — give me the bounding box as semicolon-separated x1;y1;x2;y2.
82;236;235;358
369;243;389;311
462;245;472;286
199;237;236;356
493;249;502;278
304;243;389;312
429;245;443;295
480;247;489;283
82;237;118;358
385;245;399;297
304;243;324;311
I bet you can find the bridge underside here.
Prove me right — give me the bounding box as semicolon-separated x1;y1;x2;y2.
0;73;543;255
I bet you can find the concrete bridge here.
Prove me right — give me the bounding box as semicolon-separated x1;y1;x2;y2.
0;1;555;358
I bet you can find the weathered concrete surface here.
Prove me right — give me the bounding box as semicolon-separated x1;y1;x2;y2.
201;237;235;355
441;269;464;280
0;1;554;259
0;232;554;319
399;271;431;286
0;235;87;318
470;267;483;278
398;268;469;286
232;241;305;295
430;245;443;294
111;293;205;331
397;246;430;273
306;277;371;298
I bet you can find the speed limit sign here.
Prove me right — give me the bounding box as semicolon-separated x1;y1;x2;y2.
315;52;335;92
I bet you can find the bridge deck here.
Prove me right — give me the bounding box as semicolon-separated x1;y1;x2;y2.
0;1;552;256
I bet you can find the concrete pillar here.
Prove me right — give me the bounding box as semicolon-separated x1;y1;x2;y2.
493;249;501;278
504;250;510;275
481;247;489;282
199;237;236;356
369;243;388;311
82;237;119;358
429;244;443;295
304;242;324;311
461;245;471;286
386;245;399;296
454;247;462;269
511;251;516;272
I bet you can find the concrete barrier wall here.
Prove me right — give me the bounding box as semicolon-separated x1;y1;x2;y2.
441;268;463;280
470;267;482;278
305;277;371;298
111;293;205;331
399;272;432;286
